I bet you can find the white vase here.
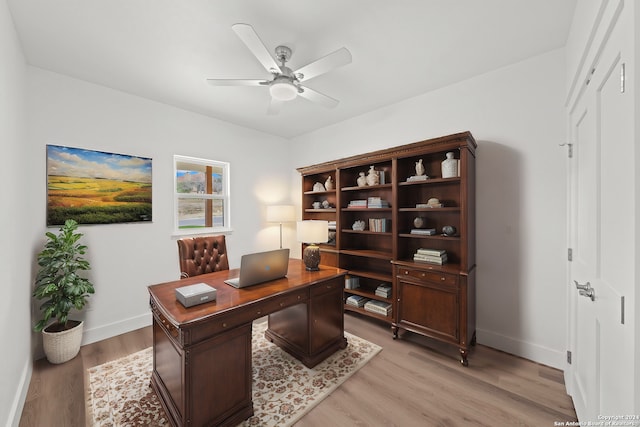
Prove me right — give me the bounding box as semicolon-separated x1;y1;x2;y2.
366;166;379;186
441;152;458;178
324;176;333;191
42;320;84;364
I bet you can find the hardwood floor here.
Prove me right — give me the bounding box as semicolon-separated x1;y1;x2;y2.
19;313;576;426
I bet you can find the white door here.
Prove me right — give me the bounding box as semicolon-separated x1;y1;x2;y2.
567;6;634;421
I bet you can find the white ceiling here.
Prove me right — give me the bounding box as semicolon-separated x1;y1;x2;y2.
8;0;577;139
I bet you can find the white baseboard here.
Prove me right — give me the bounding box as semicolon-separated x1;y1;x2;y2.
477;328;565;370
81;312;152;346
7;359;32;427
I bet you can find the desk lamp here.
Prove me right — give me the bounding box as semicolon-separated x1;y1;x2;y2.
297;220;328;271
266;205;296;248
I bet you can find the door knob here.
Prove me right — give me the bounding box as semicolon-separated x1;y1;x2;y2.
574;280;590;290
579;288;595;301
574;280;595;301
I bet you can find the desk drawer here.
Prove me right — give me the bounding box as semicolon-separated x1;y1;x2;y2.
151;300;180;341
186;288;308;345
259;288;308;314
310;278;342;297
397;268;458;286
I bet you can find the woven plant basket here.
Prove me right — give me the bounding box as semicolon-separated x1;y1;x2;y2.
42;320;84;364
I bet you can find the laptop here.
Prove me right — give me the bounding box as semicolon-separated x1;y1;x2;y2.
224;248;290;288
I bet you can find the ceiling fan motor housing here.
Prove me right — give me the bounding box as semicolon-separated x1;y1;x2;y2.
275;45;292;63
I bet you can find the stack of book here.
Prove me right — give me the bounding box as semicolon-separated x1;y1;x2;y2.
344;276;360;290
328;220;336;231
375;283;392;298
348;200;367;208
367;197;389;208
413;248;448;265
410;228;436;235
369;218;388;232
364;300;392;316
346;295;368;308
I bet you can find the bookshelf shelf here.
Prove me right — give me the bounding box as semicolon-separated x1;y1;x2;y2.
344;305;393;322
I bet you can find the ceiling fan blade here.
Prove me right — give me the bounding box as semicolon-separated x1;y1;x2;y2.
267;98;283;115
232;23;281;75
206;79;266;86
298;86;340;108
293;47;352;81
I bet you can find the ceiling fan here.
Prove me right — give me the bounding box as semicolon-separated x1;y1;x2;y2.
206;23;352;114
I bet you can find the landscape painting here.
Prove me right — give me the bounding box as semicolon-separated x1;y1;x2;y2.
46;145;152;226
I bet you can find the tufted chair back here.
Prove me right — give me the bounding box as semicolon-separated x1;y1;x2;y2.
177;235;229;279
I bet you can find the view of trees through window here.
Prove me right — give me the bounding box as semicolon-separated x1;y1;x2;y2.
175;157;229;231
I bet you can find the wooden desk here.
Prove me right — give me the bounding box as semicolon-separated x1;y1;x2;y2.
148;259;347;427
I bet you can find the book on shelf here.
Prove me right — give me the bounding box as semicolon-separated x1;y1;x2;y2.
406;175;429;182
344;276;360;290
378;170;386;184
375;283;392;298
364;299;392;316
328;221;337;231
367;197;389;208
368;218;389;232
416;203;443;208
413;254;448;265
410;228;436;235
348;200;368;208
416;248;446;256
346;295;368;308
414;248;448;265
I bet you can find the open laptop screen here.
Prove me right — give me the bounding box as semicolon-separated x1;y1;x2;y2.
224;248;289;288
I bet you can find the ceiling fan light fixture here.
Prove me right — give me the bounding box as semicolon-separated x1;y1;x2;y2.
269;79;298;101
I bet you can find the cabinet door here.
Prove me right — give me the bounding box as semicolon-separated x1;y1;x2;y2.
309;278;344;353
396;279;459;342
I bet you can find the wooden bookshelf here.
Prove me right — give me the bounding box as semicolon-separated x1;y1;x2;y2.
297;132;476;364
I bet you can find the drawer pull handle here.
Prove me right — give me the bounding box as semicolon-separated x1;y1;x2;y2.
297;295;301;300
404;271;409;275
280;302;285;307
421;273;425;277
257;310;261;315
441;277;446;281
222;322;227;328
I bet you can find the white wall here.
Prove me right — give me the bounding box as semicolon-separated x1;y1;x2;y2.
289;49;568;368
26;67;292;348
0;1;30;425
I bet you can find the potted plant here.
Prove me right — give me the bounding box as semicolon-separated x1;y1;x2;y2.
33;219;95;364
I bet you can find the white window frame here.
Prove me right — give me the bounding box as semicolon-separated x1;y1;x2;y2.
173;154;232;235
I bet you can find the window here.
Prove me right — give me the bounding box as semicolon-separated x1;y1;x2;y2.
174;155;231;234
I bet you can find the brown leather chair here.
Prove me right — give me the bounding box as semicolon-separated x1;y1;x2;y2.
177;235;229;279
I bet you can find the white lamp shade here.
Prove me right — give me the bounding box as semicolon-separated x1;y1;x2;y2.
297;220;329;244
269;80;298;101
266;205;296;223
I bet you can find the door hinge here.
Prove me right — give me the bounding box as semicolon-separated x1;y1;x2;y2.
621;63;626;93
567;350;572;364
568;248;573;261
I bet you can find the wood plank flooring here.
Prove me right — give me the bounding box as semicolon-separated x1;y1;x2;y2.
19;313;576;426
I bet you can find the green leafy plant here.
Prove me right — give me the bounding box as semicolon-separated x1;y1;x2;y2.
33;219;95;332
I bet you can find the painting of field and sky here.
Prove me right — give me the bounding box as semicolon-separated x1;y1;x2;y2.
46;145;152;226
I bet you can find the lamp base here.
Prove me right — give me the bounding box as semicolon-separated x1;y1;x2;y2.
303;244;321;271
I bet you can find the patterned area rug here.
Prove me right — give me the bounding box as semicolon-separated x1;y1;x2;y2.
87;321;381;426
